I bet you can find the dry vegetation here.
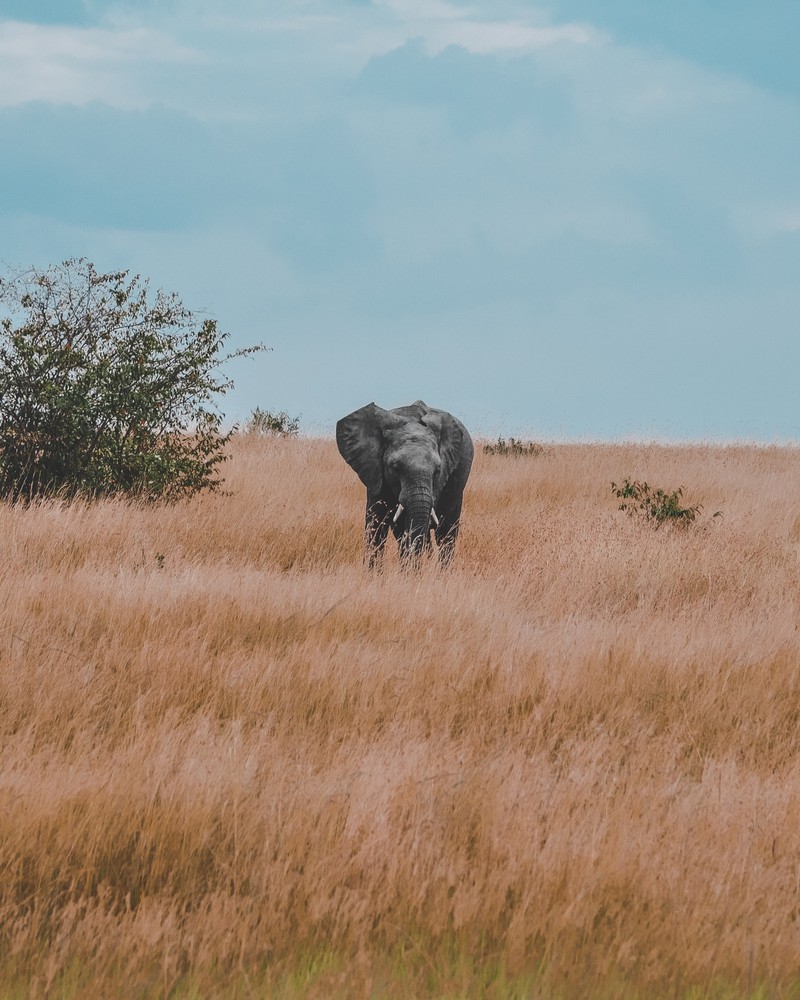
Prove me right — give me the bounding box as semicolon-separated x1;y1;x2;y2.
2;435;800;998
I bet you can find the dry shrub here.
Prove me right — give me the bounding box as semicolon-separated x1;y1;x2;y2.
2;435;800;996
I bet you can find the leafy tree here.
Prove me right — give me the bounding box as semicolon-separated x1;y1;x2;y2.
0;258;263;502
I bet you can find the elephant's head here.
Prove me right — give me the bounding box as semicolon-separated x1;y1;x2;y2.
336;400;467;558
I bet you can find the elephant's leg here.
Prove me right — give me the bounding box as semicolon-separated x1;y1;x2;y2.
434;493;464;566
365;497;392;570
434;517;460;565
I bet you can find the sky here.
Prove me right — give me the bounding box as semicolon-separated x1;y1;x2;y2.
1;0;799;439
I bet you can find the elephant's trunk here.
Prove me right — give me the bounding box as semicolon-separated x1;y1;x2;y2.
399;479;433;560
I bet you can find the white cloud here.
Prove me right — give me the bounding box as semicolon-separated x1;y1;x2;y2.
186;13;340;35
0;20;199;108
383;0;469;20
0;3;601;115
375;0;599;55
426;18;597;53
198;0;599;63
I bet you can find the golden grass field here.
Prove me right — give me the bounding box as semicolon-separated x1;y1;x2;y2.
2;434;800;998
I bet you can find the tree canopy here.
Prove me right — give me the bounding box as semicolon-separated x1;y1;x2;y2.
0;258;263;502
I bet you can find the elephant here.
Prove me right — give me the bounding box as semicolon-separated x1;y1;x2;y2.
336;400;474;567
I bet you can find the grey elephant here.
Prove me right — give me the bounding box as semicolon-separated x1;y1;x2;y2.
336;400;474;566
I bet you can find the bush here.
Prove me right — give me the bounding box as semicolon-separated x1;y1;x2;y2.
611;479;709;526
244;407;300;436
483;437;545;458
0;258;264;502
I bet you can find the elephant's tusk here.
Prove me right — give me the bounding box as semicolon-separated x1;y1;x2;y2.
393;503;404;523
431;508;440;527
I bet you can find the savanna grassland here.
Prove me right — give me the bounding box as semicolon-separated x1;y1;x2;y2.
3;435;800;999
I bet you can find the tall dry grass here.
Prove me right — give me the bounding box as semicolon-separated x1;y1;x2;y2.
2;435;800;997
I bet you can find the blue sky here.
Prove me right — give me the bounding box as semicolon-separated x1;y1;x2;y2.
1;1;799;438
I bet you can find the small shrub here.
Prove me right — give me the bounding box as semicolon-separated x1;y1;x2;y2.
611;479;712;526
483;437;545;458
244;407;300;437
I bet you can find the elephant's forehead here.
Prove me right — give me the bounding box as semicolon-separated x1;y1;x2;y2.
385;424;436;448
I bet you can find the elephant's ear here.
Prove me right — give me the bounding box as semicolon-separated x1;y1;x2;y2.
425;409;471;491
336;402;389;493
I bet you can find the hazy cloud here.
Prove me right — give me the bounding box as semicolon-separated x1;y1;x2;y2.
1;0;799;436
0;21;197;108
356;40;574;134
